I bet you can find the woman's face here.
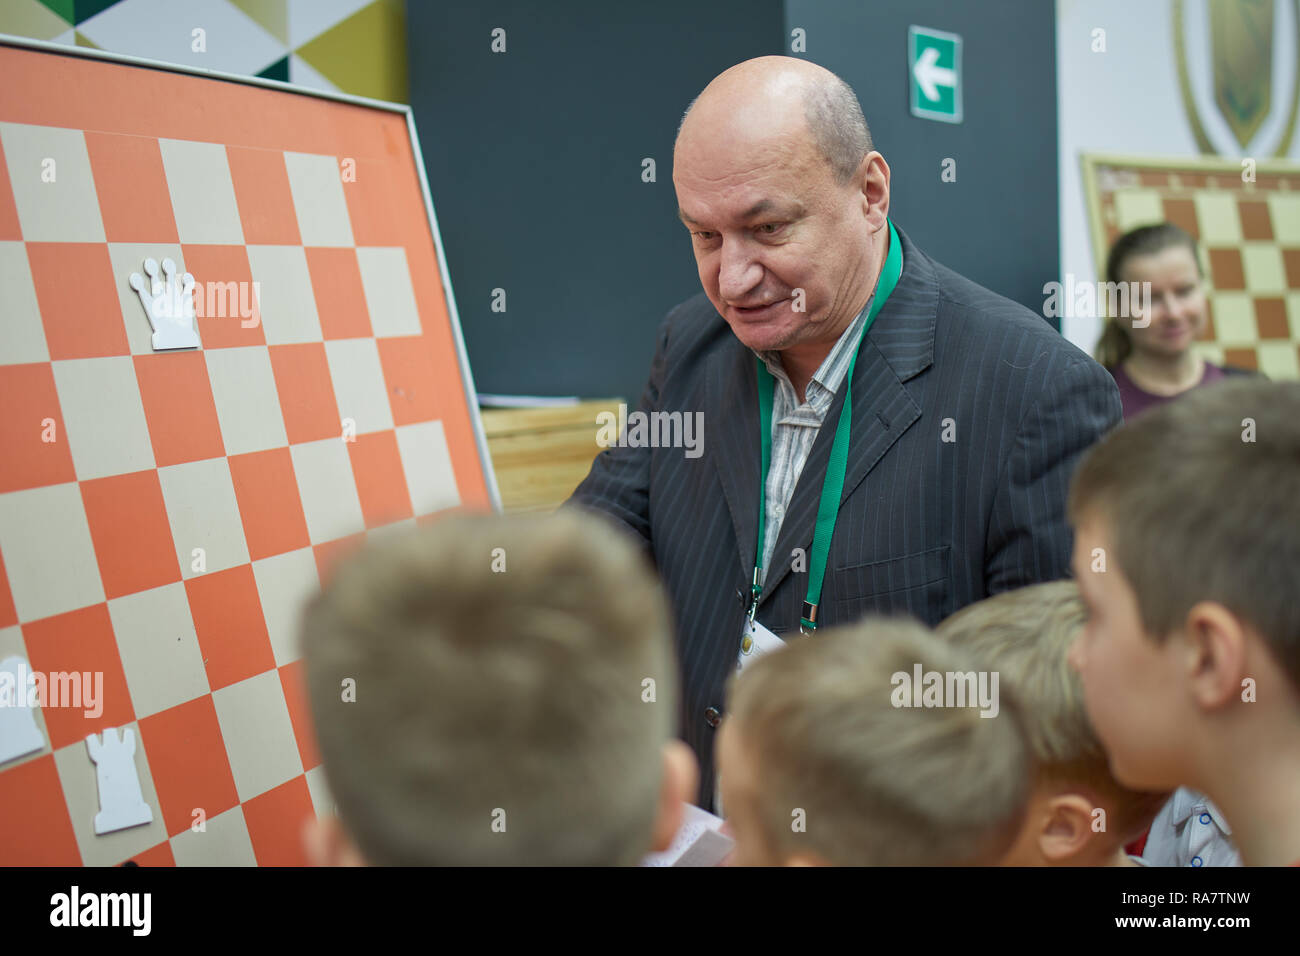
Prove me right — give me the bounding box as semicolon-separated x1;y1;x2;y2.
1118;245;1208;358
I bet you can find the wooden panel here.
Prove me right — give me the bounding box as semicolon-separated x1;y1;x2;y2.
481;399;624;513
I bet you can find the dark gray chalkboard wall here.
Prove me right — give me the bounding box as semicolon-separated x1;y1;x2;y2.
407;0;1058;402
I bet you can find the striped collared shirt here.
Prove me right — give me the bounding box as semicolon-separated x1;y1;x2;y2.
752;298;872;583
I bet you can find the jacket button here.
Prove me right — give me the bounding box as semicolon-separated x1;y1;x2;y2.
704;706;722;728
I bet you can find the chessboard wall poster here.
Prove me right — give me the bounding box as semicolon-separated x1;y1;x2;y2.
1081;153;1300;380
0;37;496;865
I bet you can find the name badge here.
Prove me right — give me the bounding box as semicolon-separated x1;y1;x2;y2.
736;616;787;675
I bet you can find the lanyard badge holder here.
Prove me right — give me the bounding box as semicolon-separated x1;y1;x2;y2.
749;219;903;635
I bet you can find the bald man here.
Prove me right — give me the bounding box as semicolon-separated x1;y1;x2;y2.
568;57;1121;809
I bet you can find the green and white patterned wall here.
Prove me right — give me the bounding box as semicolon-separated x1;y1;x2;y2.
0;0;408;104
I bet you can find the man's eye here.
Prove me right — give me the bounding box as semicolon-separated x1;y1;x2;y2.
693;231;717;242
757;223;783;236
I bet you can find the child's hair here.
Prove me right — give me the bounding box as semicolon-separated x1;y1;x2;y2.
300;509;678;866
936;581;1167;840
725;617;1030;865
1094;221;1202;368
1069;378;1300;692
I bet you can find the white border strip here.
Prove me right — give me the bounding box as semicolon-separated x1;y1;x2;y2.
0;31;408;112
0;31;503;513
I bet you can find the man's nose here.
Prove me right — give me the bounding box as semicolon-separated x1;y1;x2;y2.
717;239;762;300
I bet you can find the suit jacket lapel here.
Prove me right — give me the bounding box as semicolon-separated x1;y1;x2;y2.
756;225;936;610
839;227;937;504
706;343;760;584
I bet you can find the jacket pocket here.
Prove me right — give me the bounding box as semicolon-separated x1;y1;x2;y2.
829;545;951;625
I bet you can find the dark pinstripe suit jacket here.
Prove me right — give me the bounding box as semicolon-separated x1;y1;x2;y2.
567;226;1123;808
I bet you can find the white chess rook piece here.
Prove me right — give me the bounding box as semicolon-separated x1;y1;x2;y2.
0;655;45;765
87;727;153;835
128;256;200;351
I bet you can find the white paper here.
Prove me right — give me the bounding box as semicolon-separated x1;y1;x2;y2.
639;803;734;867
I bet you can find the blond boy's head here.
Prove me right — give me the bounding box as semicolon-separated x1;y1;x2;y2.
937;582;1169;865
719;617;1031;866
300;509;695;866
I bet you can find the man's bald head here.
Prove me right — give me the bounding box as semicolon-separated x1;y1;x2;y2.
672;56;891;373
676;56;872;186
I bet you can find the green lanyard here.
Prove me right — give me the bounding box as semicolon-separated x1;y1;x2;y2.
750;219;903;633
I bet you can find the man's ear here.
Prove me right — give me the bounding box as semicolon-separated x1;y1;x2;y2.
650;740;699;852
1037;794;1098;863
302;814;367;867
856;150;890;229
1182;601;1248;710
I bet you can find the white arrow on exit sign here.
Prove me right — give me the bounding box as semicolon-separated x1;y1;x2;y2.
913;46;956;102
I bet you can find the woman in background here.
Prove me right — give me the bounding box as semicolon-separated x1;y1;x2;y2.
1095;221;1252;420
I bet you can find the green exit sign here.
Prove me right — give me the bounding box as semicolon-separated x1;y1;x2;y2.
909;25;962;124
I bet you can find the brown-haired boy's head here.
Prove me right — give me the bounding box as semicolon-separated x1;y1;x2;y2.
1066;379;1300;799
718;617;1031;866
299;509;696;866
937;582;1169;866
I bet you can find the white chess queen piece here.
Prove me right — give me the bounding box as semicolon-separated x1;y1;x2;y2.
129;257;200;351
86;727;154;834
0;655;45;765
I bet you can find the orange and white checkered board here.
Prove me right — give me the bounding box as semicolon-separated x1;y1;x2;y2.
0;41;493;865
1082;154;1300;380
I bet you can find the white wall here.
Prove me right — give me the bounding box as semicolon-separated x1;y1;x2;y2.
1056;0;1300;352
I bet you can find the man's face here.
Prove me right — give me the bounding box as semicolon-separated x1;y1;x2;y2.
715;719;780;866
1067;515;1191;791
674;129;876;354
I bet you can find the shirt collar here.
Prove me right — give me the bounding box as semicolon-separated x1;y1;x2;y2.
1166;788;1234;835
750;294;873;400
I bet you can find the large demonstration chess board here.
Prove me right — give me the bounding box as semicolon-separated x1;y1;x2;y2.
0;38;496;865
1082;153;1300;380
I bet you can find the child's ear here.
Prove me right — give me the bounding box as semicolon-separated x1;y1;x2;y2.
302;814;367;867
650;740;699;852
1182;601;1248;710
1037;794;1097;863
